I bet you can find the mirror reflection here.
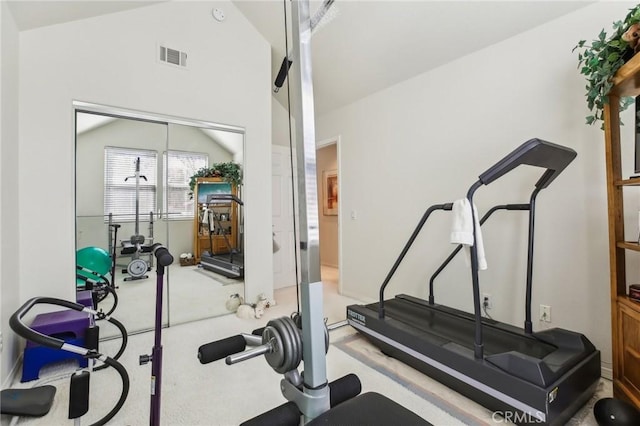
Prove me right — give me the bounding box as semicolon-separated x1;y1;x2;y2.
166;123;244;326
75;110;245;336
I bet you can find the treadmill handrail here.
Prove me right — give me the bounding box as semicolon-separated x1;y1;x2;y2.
478;138;576;189
378;203;453;319
428;204;530;305
468;139;576;359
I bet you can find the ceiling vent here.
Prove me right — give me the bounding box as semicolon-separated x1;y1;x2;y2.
159;44;187;68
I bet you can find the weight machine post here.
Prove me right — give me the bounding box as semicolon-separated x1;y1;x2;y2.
290;0;330;421
142;244;173;426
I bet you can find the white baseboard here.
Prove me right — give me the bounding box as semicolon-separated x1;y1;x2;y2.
2;354;23;389
601;365;612;380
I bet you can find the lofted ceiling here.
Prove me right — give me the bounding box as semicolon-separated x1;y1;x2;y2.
232;0;594;115
7;1;593;115
6;1;165;31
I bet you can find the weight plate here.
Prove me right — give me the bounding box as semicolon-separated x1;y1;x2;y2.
127;259;148;277
263;323;285;372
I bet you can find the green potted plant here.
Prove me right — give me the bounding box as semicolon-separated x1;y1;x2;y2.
189;162;242;193
574;4;640;126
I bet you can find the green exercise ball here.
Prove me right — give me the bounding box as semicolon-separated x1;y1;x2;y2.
76;247;112;286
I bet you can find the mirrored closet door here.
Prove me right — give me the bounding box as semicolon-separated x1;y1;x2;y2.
166;123;245;325
75;106;245;336
75;112;170;336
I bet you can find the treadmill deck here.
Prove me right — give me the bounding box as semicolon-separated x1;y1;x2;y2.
347;297;600;425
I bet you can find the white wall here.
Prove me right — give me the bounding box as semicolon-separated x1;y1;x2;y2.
0;0;20;386
272;97;293;147
18;1;272;312
316;1;637;375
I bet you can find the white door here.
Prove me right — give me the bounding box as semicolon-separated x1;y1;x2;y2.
272;145;297;289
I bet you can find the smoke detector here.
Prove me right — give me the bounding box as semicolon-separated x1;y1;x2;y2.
212;8;225;22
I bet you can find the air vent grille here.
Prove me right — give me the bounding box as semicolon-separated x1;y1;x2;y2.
158;45;187;68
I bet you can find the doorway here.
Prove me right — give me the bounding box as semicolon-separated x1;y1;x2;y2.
316;137;340;291
272;137;341;291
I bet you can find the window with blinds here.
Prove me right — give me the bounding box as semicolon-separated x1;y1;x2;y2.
163;150;208;219
104;147;158;222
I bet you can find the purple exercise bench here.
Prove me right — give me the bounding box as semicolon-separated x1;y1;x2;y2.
21;308;93;382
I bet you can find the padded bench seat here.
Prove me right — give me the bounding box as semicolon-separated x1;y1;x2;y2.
308;392;431;426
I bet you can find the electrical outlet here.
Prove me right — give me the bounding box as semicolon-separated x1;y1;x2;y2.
483;293;492;310
540;305;551;322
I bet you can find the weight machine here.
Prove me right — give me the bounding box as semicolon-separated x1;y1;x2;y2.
197;1;429;424
108;157;155;282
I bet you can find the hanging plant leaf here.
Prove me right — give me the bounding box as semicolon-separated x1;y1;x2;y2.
574;4;640;128
188;162;243;193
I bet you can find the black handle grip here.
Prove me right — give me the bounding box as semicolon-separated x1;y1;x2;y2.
9;297;87;350
274;57;293;90
506;204;531;210
69;371;90;419
151;245;174;267
198;335;246;364
329;373;362;407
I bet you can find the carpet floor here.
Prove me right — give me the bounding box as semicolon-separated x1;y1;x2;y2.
2;267;612;425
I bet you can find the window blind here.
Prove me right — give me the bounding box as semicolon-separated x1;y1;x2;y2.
104;147;158;222
163;150;208;219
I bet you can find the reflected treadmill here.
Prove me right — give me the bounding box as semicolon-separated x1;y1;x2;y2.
200;193;244;279
347;139;600;425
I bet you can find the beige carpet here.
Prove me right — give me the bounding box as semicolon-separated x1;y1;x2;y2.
2;267;612;425
98;264;244;338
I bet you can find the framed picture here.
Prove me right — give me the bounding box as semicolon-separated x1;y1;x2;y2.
323;170;338;216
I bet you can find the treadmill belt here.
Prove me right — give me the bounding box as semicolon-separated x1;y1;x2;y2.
368;299;555;359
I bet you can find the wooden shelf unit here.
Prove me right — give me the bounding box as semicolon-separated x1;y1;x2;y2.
604;52;640;409
192;177;238;263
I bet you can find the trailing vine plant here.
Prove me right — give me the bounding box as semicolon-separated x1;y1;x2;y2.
573;4;640;127
189;162;243;193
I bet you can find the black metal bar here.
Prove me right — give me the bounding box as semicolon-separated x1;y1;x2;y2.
427;204;530;305
148;245;173;426
206;193;244;206
110;223;120;293
378;203;453;319
466;181;484;360
524;189;541;334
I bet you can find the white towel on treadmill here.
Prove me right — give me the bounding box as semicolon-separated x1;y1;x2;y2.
450;199;487;270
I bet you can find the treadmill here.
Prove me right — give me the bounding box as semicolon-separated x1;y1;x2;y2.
200;193;245;279
346;138;600;425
